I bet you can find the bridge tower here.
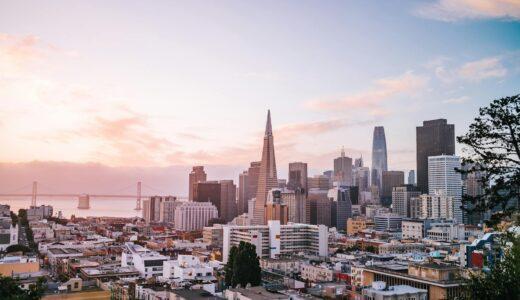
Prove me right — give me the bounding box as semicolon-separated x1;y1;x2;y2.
135;181;142;210
31;181;37;207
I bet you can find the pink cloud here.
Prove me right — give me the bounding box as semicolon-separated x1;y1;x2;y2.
305;71;428;114
414;0;520;22
457;57;507;82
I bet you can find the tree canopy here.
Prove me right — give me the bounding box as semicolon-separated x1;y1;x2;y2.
0;275;47;300
457;94;520;226
224;241;261;288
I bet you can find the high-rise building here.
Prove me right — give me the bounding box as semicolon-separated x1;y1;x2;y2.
174;202;218;231
220;180;237;222
353;167;370;192
328;186;353;231
462;165;485;225
189;166;207;201
412;191;456;220
371;126;388;189
334;148;353;186
323;170;333;179
265;189;288;225
308;190;332;227
194;180;221;215
237;161;261;215
428;155;462;223
308;175;332;190
408;170;416;185
288;162;308;193
392;185;421;217
142;196;163;223
354;156;364;168
254;110;279;225
381;171;405;206
416;119;455;193
277;179;287;189
159;197;179;223
282;187;309;224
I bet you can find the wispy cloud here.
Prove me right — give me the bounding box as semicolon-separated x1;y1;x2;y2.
305;71;428;115
457;57;507;81
442;95;470;104
414;0;520;22
428;56;508;83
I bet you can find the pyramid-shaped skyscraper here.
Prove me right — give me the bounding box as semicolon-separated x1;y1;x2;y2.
253;110;278;225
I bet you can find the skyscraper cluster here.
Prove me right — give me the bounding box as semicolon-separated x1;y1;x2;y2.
176;110;476;234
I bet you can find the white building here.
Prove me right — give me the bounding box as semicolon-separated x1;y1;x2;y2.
174;202;218;232
363;282;427;300
414;191;455;220
426;222;483;241
374;214;402;231
428;155;462;223
392;186;420;217
121;243;169;278
222;220;328;263
402;219;434;240
0;218;18;251
162;255;214;281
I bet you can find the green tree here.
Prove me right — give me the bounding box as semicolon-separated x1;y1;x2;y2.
10;212;18;227
232;241;261;287
5;244;31;254
463;234;520;299
0;275;47;300
224;245;238;287
457;94;520;226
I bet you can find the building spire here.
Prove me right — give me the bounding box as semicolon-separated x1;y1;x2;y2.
265;109;272;136
341;146;345;157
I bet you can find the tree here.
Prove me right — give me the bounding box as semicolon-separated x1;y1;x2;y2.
224;241;261;288
10;212;18;227
457;94;520;226
0;275;46;300
463;233;520;299
224;245;238;287
5;244;31;254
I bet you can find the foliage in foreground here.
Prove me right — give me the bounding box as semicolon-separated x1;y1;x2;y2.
224;241;262;288
0;275;47;300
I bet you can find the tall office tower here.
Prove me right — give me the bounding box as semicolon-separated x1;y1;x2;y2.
353;167;370;192
159;197;181;223
282;187;309;224
416;119;455;193
278;179;287;189
328;186;353;231
462;164;485;225
288;162;308;193
194;181;221;216
428;155;462;223
371;126;388;189
254;110;279;225
189;166;207;200
381;171;405;206
142;196;164;223
408;170;416;185
308;175;332;190
392;185;421;217
220;180;237;222
238;161;261;215
354;156;364;168
308;190;332;227
334;148;353;186
174;202;218;231
265;189;289;225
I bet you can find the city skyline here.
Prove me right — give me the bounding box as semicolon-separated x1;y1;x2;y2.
1;1;519;175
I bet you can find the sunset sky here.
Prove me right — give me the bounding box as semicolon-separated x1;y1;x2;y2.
1;0;520;177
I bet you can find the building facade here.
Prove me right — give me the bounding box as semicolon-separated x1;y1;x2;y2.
189;166;207;201
416;119;455;193
428;155;462;223
174;202;218;231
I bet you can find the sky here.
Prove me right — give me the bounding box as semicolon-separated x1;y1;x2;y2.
1;0;520;183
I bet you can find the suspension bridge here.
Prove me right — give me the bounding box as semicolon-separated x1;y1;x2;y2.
0;181;170;210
